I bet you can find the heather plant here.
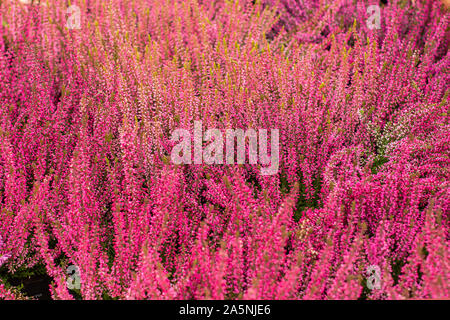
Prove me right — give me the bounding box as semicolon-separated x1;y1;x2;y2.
0;0;448;300
0;236;10;267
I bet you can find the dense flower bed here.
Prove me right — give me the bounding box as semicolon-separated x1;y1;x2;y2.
0;0;448;299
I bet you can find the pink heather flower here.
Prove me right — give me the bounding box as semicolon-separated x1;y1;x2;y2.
0;235;11;267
